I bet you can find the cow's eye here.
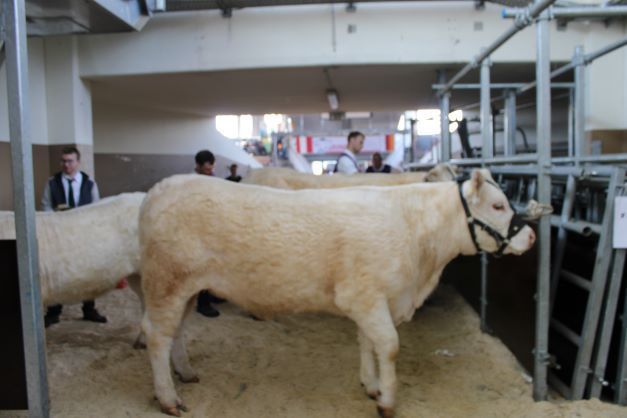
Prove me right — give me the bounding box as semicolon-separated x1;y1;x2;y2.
492;203;505;211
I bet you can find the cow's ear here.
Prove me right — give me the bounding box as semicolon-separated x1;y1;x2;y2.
470;169;485;192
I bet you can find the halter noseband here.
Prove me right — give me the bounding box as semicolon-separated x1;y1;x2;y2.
457;179;527;257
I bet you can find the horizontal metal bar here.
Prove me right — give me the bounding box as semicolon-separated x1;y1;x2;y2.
560;269;593;291
448;154;538;166
550;216;600;236
503;5;627;19
434;82;573;91
407;161;619;177
551;318;582;347
439;0;556;94
553;153;627;164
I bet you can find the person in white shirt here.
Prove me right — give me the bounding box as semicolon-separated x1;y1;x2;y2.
334;131;365;174
41;147;106;327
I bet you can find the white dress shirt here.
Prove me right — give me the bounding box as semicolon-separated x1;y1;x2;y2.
335;150;361;174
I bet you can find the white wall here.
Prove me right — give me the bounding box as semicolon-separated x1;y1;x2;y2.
94;100;216;154
584;24;627;130
44;37;93;145
0;38;49;144
77;3;607;77
93;100;260;168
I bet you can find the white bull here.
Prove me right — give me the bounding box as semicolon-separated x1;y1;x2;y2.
139;169;536;417
242;163;458;189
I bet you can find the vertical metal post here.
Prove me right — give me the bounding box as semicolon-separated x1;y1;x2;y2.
533;8;552;402
503;89;517;157
574;45;585;162
480;56;493;159
409;118;416;164
438;70;451;162
567;88;575;158
3;1;50;417
480;252;489;333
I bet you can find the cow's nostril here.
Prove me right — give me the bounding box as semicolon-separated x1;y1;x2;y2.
529;230;536;244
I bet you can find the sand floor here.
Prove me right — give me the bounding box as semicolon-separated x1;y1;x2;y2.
44;285;626;418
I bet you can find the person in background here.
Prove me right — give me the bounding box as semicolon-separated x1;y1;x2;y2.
195;149;215;176
225;163;242;182
334;131;365;174
366;152;392;173
41;146;108;327
193;150;224;318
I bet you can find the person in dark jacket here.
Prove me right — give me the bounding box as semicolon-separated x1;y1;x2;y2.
225;164;242;182
366;152;391;173
194;150;225;318
41;146;107;327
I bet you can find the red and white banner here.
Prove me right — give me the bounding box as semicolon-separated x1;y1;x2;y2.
292;135;394;155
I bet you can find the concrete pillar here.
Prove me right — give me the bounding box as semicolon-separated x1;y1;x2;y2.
44;37;95;177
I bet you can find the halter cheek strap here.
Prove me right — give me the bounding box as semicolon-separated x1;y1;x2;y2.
458;183;527;257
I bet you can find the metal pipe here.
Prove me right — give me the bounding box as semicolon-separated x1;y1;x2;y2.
585;35;627;65
438;71;451;162
503;5;627;19
568;88;575;158
504;90;517;157
481;57;493;160
434;82;573;90
518;36;627;95
574;46;585;161
166;0;474;11
480;252;489;333
534;8;552;402
439;0;556;94
2;0;50;417
553;153;627;164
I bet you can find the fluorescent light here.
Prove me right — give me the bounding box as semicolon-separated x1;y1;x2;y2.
345;112;371;119
326;89;340;111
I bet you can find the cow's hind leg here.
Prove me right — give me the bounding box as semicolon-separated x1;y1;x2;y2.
127;274;147;349
172;297;198;384
351;300;399;418
143;298;189;416
359;329;379;399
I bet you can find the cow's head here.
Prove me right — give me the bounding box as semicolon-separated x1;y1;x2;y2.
460;169;537;256
425;163;459;182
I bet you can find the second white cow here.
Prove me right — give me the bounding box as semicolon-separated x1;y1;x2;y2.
139;169;536;417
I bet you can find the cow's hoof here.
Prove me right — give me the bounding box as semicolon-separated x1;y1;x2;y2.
133;341;147;350
160;405;181;417
377;405;394;418
367;389;381;400
178;374;200;384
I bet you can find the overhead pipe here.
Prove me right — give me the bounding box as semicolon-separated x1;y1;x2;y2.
438;0;556;95
164;0;471;12
503;5;627;19
518;35;627;94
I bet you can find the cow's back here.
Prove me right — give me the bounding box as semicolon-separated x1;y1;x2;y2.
139;175;424;317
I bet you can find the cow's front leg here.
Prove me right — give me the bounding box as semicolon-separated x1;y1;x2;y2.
351;300;399;418
358;329;379;399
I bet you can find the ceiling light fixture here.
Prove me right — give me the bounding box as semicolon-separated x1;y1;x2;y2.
326;89;340;111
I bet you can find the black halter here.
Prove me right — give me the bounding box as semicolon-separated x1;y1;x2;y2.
457;180;527;257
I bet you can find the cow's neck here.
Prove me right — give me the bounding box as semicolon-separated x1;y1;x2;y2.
401;182;477;271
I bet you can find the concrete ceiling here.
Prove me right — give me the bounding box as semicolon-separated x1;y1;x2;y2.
89;62;569;116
